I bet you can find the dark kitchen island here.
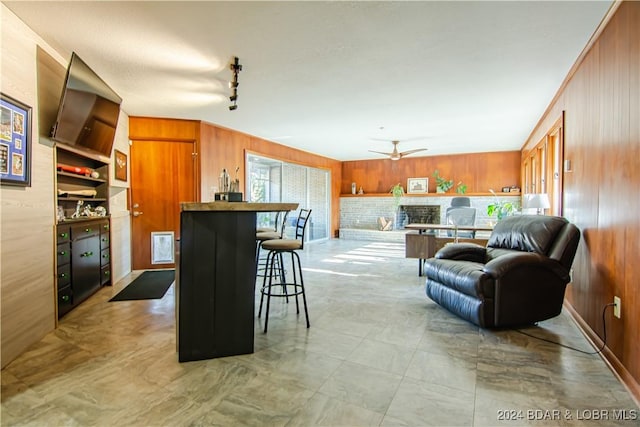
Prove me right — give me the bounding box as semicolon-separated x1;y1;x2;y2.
177;201;298;362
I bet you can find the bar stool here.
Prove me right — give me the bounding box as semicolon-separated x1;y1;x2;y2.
257;211;281;233
255;211;289;278
258;209;311;333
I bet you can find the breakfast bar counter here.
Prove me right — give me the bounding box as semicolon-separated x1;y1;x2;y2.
177;201;298;362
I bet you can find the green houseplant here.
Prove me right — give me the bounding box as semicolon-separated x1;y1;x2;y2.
379;183;405;231
433;170;454;193
390;183;404;208
487;189;515;220
456;181;467;194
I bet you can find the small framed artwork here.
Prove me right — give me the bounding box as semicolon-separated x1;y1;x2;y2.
114;149;127;181
407;177;429;194
151;231;175;264
1;93;32;187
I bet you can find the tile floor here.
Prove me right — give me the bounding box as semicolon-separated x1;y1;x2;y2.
1;239;638;426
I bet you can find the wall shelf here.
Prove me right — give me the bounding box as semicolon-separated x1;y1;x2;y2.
341;192;521;197
57;197;108;203
57;171;107;184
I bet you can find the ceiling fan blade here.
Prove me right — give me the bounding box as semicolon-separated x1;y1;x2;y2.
399;148;428;157
368;150;393;156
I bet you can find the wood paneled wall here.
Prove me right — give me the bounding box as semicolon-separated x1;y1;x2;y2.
341;151;521;195
522;1;639;401
198;122;342;237
129;117;200;141
1;7;60;368
129;118;342;237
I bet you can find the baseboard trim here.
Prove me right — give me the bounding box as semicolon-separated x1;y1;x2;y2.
563;302;640;407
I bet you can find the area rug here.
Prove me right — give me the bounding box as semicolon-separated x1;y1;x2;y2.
109;270;174;302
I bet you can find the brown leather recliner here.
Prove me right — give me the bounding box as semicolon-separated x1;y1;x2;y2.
424;215;580;328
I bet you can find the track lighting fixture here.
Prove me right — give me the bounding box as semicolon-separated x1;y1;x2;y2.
228;56;242;111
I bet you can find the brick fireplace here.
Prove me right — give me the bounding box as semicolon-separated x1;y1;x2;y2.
397;205;441;228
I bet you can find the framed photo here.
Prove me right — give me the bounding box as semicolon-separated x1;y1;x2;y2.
407;177;428;194
1;93;31;187
114;149;127;181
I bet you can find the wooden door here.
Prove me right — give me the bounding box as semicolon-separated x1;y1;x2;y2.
130;139;197;270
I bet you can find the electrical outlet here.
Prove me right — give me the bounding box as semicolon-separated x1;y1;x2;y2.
614;296;621;319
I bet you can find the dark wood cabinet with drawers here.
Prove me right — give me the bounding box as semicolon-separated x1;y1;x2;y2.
55;218;111;318
56;225;73;317
55;143;112;319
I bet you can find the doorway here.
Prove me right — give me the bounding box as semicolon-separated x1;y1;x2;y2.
130;139;197;270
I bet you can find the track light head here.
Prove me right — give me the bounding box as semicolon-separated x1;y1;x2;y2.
228;56;242;111
230;56;242;72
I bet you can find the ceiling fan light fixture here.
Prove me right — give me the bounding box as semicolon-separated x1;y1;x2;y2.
368;139;428;160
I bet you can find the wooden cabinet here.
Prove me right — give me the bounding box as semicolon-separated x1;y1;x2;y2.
55;218;111;319
56;225;73;317
55;143;112;319
100;223;111;286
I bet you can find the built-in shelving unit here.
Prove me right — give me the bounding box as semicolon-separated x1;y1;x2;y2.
55;143;112;319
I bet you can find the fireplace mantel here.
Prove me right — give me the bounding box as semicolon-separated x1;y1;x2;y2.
339;194;521;235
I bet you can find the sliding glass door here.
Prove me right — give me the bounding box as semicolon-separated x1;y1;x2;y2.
246;154;330;242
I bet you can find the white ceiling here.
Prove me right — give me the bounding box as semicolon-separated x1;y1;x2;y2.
4;1;612;161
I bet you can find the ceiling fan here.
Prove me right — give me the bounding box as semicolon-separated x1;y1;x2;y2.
368;140;428;161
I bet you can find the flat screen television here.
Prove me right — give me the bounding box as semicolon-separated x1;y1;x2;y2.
51;52;122;158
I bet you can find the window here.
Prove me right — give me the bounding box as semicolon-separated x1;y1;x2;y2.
246;154;330;241
522;113;564;216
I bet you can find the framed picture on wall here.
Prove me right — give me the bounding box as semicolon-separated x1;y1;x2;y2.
115;149;127;181
1;93;32;187
407;177;428;194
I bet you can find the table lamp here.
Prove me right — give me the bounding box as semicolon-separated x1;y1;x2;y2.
524;193;550;215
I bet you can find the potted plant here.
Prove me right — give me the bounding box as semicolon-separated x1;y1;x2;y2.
487;189;515;220
434;170;453;193
390;183;404;208
383;183;404;230
456;181;467;194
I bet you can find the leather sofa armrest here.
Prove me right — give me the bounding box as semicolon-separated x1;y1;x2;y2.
435;243;487;263
483;252;569;281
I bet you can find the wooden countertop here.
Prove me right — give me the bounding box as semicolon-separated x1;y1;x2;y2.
180;202;299;212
